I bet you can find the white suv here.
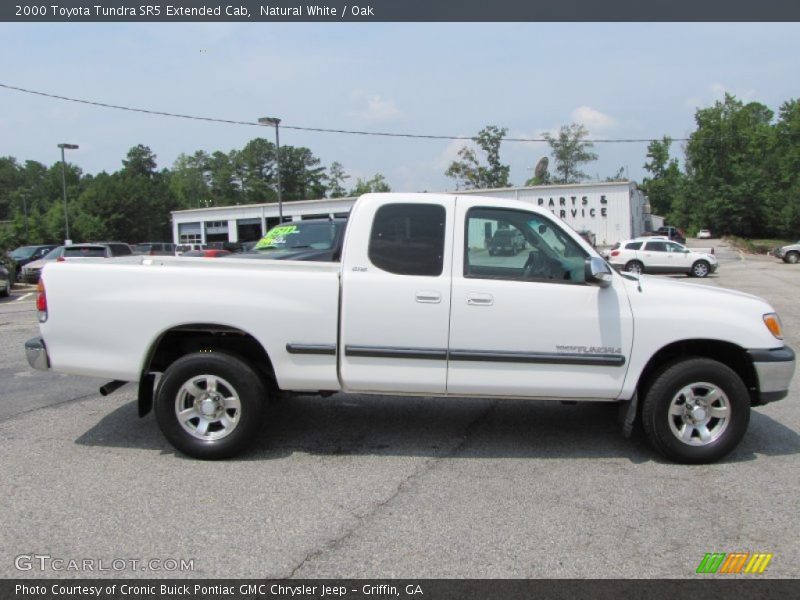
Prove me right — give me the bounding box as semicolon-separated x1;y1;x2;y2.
608;238;718;278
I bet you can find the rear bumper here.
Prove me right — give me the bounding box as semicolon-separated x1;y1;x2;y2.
25;336;50;371
749;346;795;404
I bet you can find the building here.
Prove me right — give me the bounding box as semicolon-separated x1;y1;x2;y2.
171;181;652;247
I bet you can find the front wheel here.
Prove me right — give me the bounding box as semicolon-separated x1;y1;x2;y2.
785;251;799;264
691;260;710;278
641;358;750;463
155;351;267;459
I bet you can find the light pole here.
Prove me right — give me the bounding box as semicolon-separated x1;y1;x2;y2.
257;117;283;222
57;143;79;243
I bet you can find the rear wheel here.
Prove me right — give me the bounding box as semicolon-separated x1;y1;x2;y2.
155;351;267;459
785;251;799;264
691;260;710;278
0;279;9;297
625;260;644;274
641;358;750;463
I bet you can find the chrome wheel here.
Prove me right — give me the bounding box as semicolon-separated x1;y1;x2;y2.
786;252;799;264
625;261;643;274
693;261;710;277
174;374;241;441
667;382;730;446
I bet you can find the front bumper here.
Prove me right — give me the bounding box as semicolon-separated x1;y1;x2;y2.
25;336;50;371
749;346;795;404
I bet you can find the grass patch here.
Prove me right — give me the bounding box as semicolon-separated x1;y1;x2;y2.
726;236;792;254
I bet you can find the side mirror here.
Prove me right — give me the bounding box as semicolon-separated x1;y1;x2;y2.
584;257;613;288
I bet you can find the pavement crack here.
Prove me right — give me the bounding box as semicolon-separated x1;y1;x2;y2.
284;400;497;578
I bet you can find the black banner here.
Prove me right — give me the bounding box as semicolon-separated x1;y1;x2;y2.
4;580;800;600
3;0;800;22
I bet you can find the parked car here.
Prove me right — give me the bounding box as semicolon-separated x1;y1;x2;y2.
61;242;134;259
774;240;800;264
181;249;232;258
239;219;348;262
607;238;718;277
640;227;686;244
7;244;57;280
697;229;713;240
25;193;794;464
132;242;176;256
175;244;206;256
488;228;526;256
0;263;10;297
20;246;65;284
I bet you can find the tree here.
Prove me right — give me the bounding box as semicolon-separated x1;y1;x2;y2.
543;123;598;184
350;173;391;195
170;152;212;209
326;162;350;198
684;94;775;236
605;167;627;182
640;136;685;217
445;125;511;190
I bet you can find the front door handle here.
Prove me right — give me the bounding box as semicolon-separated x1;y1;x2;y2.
416;291;441;304
467;293;494;306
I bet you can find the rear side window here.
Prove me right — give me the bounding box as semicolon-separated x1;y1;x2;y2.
369;203;446;276
625;241;643;250
110;244;132;256
64;247;106;258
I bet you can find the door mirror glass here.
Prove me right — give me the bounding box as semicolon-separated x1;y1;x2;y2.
584;257;612;288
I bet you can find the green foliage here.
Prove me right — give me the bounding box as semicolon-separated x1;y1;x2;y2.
326;161;350;198
445;125;511;190
350;173;391;195
542;123;598;184
641;136;685;218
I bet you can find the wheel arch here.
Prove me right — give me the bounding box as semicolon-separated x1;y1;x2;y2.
634;339;758;406
137;323;275;417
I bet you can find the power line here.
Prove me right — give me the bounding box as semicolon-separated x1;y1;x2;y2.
0;82;688;144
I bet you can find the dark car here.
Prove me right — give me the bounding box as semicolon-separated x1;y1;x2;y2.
488;229;526;256
7;244;57;280
0;262;11;297
61;242;134;259
655;226;686;245
237;219;348;262
132;242;176;256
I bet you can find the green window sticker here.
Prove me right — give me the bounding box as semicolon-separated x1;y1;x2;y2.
255;225;298;249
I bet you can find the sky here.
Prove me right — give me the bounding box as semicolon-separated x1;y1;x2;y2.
1;22;799;194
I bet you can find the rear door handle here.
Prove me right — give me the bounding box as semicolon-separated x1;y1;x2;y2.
416;291;441;304
467;293;494;306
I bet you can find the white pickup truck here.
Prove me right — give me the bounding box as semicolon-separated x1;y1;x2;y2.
25;193;795;463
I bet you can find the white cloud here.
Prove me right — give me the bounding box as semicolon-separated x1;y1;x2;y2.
570;106;617;132
685;82;758;110
350;93;401;121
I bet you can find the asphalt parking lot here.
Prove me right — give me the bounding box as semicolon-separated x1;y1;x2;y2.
0;241;797;579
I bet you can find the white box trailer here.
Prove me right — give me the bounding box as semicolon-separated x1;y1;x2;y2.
460;181;648;246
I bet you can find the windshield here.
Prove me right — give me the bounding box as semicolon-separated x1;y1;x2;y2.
255;221;342;252
42;246;65;260
9;246;38;259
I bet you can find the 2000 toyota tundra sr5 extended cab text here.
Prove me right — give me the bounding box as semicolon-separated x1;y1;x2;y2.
25;194;795;463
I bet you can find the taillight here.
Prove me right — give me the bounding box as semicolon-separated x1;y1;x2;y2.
610;250;620;257
57;257;65;262
36;279;48;322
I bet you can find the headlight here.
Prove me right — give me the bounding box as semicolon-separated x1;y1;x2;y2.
763;313;784;340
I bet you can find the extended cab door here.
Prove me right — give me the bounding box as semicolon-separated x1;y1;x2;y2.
339;195;453;393
447;198;633;399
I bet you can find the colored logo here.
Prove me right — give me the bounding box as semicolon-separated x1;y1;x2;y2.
696;552;773;574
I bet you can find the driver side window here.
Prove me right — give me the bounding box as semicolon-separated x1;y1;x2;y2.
464;207;587;284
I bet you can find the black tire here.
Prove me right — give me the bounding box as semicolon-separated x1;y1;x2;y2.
0;278;9;297
155;351;267;459
641;358;750;464
691;260;710;278
785;251;799;264
625;260;644;275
